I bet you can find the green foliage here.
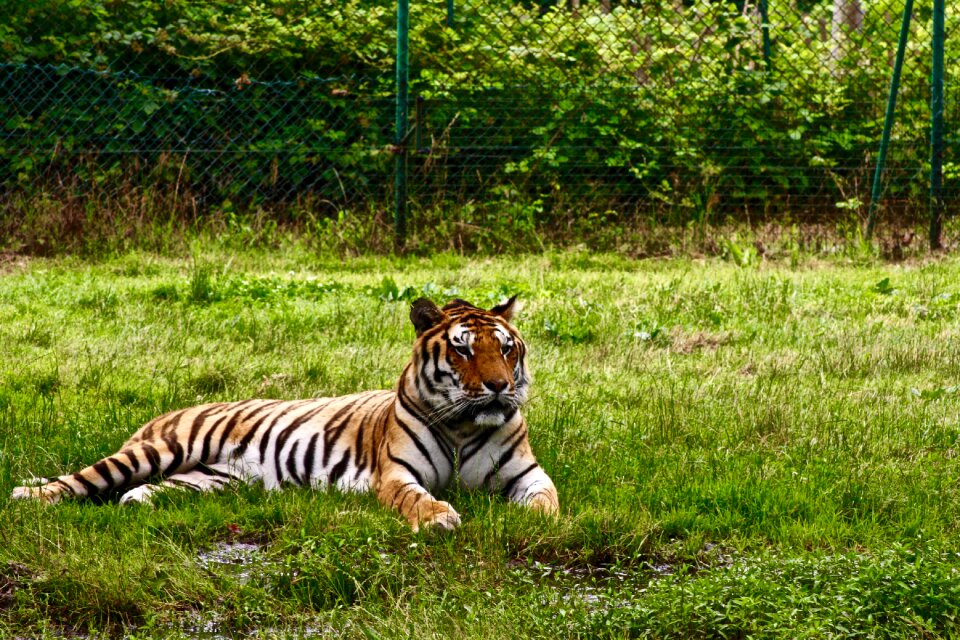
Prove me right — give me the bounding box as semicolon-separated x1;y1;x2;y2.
269;532;413;609
187;261;217;305
541;312;597;344
598;545;960;638
2;0;956;241
872;277;896;295
720;235;759;267
364;276;422;302
1;0;398;220
910;384;959;401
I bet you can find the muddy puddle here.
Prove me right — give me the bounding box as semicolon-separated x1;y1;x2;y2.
183;541;268;638
196;541;264;584
507;544;735;614
508;559;642;610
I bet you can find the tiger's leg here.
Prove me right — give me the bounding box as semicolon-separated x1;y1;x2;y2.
459;418;560;516
375;470;461;532
10;440;192;504
499;461;559;515
372;408;459;532
373;436;460;532
119;462;249;504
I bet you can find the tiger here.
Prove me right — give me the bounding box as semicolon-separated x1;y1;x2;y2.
11;296;559;531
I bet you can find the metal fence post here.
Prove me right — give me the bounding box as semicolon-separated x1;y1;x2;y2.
929;0;945;250
759;0;772;70
865;0;914;240
446;0;455;27
395;0;410;250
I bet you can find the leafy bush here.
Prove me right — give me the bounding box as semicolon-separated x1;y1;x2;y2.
1;0;955;247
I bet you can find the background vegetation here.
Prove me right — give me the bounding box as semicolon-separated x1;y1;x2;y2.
2;0;957;254
2;245;960;637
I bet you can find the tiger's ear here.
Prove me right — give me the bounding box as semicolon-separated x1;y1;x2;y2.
410;298;446;336
490;295;519;322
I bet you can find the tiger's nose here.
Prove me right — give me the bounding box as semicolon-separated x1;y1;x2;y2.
484;379;508;394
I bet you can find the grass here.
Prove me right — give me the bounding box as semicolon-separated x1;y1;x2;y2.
6;185;958;259
2;244;960;637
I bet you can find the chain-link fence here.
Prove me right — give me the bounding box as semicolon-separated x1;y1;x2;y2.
1;61;393;210
1;1;398;246
1;0;955;249
407;0;956;233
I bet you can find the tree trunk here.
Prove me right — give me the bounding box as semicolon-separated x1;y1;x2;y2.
831;0;864;60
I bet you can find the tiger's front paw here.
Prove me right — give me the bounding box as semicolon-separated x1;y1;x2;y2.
411;500;461;533
526;490;559;516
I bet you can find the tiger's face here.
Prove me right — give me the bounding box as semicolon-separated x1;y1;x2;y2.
409;297;529;429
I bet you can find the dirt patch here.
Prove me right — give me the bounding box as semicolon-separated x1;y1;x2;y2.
0;562;31;609
671;330;737;354
0;253;30;274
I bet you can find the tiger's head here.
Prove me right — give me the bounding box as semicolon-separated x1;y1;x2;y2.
407;296;530;429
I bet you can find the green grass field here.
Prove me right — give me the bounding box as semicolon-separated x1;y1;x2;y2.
2;246;960;638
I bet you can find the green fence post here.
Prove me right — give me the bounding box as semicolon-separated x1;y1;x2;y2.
446;0;454;27
759;0;772;69
395;0;410;250
865;0;914;240
929;0;945;250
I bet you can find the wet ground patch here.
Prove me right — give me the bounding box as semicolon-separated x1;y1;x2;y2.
196;542;265;585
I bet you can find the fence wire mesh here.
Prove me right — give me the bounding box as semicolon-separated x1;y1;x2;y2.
409;0;956;226
0;0;956;245
1;0;398;239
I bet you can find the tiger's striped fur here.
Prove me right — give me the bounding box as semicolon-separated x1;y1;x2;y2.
11;297;559;531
